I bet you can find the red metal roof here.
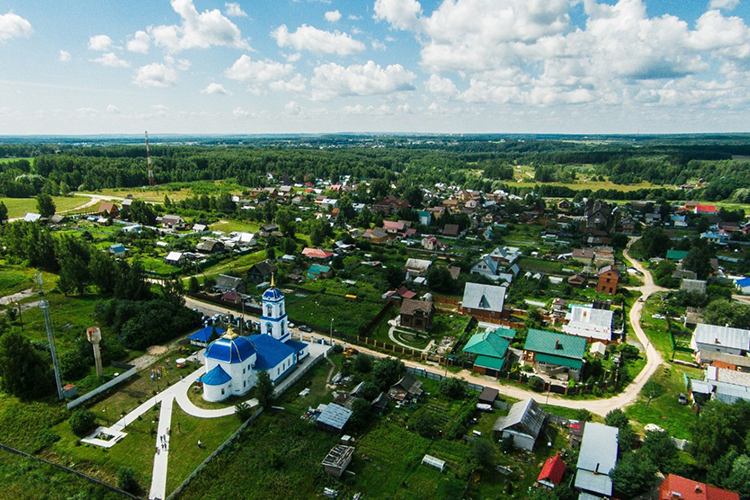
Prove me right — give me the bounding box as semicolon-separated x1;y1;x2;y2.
302;247;334;259
537;455;566;486
659;474;739;500
695;205;717;213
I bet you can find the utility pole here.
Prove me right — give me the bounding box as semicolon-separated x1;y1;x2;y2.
14;301;23;331
330;318;334;346
36;272;64;400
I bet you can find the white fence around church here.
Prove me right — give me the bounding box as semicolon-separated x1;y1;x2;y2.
66;363;138;410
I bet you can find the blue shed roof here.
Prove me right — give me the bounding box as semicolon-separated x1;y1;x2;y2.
262;287;284;301
205;335;256;364
188;326;226;343
736;277;750;288
202;365;231;386
249;334;296;370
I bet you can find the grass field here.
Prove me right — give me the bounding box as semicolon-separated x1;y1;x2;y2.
0;157;33;164
626;364;701;440
0;451;122;500
1;196;90;219
209;219;260;234
84;180;246;204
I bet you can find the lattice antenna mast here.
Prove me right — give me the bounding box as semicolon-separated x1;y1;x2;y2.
35;272;64;400
146;130;155;187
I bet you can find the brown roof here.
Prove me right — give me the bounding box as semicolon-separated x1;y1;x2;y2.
443;224;460;236
400;298;434;316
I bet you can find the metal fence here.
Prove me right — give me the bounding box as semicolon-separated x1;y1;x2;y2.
66;364;137;410
0;442;140;499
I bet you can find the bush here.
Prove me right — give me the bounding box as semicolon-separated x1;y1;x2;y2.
528;376;544;392
353;354;374;374
439;377;467;400
332;343;344;354
235;401;254;421
411;411;439;438
68;409;97;437
117;467;139;494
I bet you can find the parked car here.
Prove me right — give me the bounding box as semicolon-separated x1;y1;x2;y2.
299;325;312;333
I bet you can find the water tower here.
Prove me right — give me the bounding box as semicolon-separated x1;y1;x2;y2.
86;327;103;377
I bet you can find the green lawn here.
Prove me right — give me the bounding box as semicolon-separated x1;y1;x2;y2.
286;292;385;338
1;196;90;219
626;364;701;440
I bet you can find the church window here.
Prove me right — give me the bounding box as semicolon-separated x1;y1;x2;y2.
221;388;225;395
266;305;272;316
280;304;284;315
266;323;273;335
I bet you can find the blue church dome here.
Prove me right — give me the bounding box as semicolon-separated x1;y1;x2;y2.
201;365;231;386
262;287;284;301
205;334;256;364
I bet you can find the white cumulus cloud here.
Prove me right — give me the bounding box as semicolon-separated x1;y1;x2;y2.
709;0;740;10
425;74;458;99
0;12;32;41
272;24;365;55
127;31;151;53
201;83;232;95
284;101;301;115
269;74;307;92
91;52;130;68
373;0;422;30
225;55;293;83
88;34;114;51
311;60;417;100
106;105;121;114
149;0;249;52
225;2;248;17
59;50;71;62
325;10;342;22
133;63;178;87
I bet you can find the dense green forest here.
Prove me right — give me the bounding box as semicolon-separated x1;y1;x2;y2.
2;136;750;201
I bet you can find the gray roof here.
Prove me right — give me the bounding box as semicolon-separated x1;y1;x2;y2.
681;279;707;294
694;324;750;351
492;398;546;439
575;422;618;495
697;350;750;370
215;274;243;291
317;403;352;430
462;282;506;313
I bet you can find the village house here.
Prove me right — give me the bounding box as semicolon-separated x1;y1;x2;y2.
161;214;186;230
461;282;507;320
536;455;567;491
563;305;614;342
372;195;408;215
214;274;246;294
691;324;750;357
574;423;619;499
571;248;594;265
658;474;739;500
523;329;587;382
399;298;435;332
98;202;119;219
302;247;334;261
247;260;277;283
164;251;186;267
463;328;516;375
388;374;423;401
196;239;225;254
596;265;619;295
404;258;432;278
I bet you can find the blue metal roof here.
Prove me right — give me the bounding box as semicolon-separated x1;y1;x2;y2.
202;365;231;386
205;335;256;364
188;326;226;343
262;287;284;301
249;334;295;370
285;339;308;353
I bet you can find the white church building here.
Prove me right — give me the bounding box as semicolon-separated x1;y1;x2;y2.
201;280;309;402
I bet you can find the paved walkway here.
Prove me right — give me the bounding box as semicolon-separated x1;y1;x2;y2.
149;394;174;500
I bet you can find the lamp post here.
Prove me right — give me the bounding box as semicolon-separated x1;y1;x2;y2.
330;318;334;346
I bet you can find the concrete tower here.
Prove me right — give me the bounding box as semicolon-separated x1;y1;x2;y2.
86;327;103;377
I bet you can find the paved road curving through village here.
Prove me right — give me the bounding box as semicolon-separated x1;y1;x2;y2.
183;237;665;417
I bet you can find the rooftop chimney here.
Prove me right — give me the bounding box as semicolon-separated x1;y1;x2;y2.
555;340;562;349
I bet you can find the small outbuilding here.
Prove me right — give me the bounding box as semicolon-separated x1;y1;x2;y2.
478;386;499;406
388;373;423;402
493;398;547;452
317;403;353;434
321;445;355;478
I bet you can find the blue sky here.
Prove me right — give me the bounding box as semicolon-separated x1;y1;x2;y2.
1;0;750;135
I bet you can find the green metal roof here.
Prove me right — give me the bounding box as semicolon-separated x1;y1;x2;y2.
524;329;586;363
464;329;512;360
473;355;506;371
666;250;689;261
534;353;583;370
